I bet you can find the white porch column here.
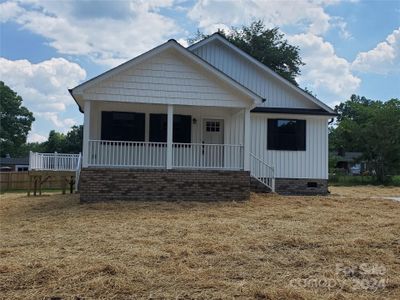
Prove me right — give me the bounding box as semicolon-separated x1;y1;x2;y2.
243;108;251;171
82;100;91;168
166;104;174;169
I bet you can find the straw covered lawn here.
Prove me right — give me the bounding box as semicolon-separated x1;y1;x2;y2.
1;186;399;299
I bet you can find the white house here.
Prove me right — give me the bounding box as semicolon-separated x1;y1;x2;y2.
69;33;336;202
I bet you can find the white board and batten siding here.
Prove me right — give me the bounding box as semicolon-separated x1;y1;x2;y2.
84;49;252;108
192;40;330;180
251;114;329;180
226;112;329;179
191;40;319;109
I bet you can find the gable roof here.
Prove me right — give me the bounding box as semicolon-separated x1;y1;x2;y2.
70;39;263;112
188;33;335;114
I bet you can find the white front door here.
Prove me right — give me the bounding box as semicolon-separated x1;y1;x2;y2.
202;119;224;168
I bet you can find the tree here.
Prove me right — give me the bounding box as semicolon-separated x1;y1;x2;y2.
0;81;35;157
43;130;67;153
188;21;304;85
64;125;83;153
330;95;400;182
40;125;83;154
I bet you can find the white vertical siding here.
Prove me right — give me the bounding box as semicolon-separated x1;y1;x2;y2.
251;114;329;179
83;49;251;108
225;110;244;146
192;41;319;109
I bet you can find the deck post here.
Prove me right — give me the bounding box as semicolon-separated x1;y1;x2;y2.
166;104;174;169
39;175;42;196
243;108;251;171
82;100;91;168
28;174;32;197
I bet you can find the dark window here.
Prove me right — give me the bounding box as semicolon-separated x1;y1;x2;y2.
101;111;145;141
149;114;167;142
173;115;191;143
149;114;191;143
267;119;306;151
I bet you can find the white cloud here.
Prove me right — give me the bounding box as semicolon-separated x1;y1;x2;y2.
1;0;182;67
352;27;400;74
188;0;342;36
0;57;85;131
0;1;23;21
288;33;361;104
27;132;47;143
34;112;77;129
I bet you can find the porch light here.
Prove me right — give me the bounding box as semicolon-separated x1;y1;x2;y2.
192;118;197;125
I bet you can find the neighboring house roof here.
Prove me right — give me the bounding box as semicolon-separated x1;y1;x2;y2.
70;39;263;112
188;33;336;114
0;157;29;165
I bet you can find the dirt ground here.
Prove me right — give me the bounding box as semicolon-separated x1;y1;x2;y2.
0;186;399;299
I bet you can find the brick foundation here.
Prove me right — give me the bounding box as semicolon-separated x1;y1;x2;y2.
275;178;328;195
79;168;250;202
250;177;272;193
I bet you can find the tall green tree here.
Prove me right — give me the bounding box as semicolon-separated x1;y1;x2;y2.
0;81;35;157
189;21;304;85
43;130;67;153
63;125;83;153
41;125;82;154
330;95;400;182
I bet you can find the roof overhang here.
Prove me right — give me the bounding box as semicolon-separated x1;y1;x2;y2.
251;107;338;116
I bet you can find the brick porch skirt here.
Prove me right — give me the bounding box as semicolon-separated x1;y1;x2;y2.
79;168;250;202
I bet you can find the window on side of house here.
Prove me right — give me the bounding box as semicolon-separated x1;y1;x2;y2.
101;111;145;141
267;119;306;151
149;114;191;143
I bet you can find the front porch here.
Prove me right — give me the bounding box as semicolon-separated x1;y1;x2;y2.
79;101;253;201
82;101;251;171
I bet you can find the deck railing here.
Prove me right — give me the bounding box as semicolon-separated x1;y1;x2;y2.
87;140;244;170
29;152;81;171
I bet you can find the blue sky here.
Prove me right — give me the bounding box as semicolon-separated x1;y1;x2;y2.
0;0;399;142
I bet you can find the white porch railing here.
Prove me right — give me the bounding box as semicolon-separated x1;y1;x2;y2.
173;143;243;170
88;140;167;168
87;140;244;170
250;153;275;192
29;151;81;171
